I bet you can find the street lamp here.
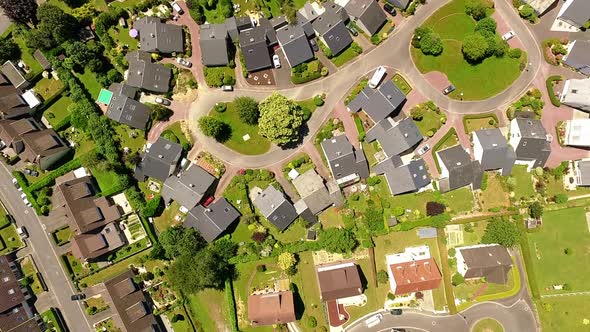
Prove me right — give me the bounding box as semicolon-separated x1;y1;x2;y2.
460;92;464;101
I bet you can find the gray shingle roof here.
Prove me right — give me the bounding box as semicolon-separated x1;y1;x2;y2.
458;245;513;284
125;51;172;93
320;135;369;183
253;185;298;231
277;25;314;67
512;118;551;167
134;137;182;181
558;0;590;27
348;80;406;122
240;27;272;72
259;18;278;45
563;39;590;76
106;83;150;130
473;129;515;176
437;145;483;192
386;0;411;9
184;198;240;242
312;9;352;55
200;24;229;66
373;157;430;195
292;169;332;214
162;165;215;210
345;0;387;35
236;16;254;31
365;117;422;158
134;16;184;53
577;160;590;186
224;17;239;42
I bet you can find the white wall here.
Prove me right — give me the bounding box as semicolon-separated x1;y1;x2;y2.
508;119;521;153
472;132;484;163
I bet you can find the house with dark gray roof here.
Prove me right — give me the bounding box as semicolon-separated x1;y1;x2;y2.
292;169;333;215
270;16;289;30
134;16;184;54
276;24;314;68
236;16;254;32
373;157;430;195
365;117;422;158
0;255;41;332
240;27;273;72
456;244;513;284
342;0;387;35
556;0;590;29
320;134;369;186
184;198;240;242
162;164;215;210
0;74;32;119
563;40;590;76
575;159;590;186
253;185;298;231
1;61;27;90
508;118;551;170
200;24;230;66
312;3;352;56
347;79;406;123
385;0;411;9
134;137;183;182
259;18;278;46
125;51;172;93
472;129;516;176
224;17;239;42
105;83;151;130
436;144;483;193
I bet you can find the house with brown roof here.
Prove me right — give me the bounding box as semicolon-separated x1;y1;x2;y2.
0;117;69;170
456;244;513;284
386;246;442;295
0;255;41;332
0;74;32;120
248;291;296;326
316;261;363;301
102;270;161;332
70;222;126;261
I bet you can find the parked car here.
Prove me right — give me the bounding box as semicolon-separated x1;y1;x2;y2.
310;38;319;52
365;314;382;328
502;31;515;41
0;140;5;150
30;170;39;177
383;3;397;16
71;294;86;301
16;226;28;239
20;193;26;200
22;198;31;207
222;85;233;92
346;23;359;36
389;309;403;315
417;144;430;156
202;196;215;207
23;169;31;175
272;54;281;69
176;57;192;68
171;2;184;14
443;84;456;95
11;178;21;191
155;97;171;106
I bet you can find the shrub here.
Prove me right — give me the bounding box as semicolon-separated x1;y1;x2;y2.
314;95;325;106
452;273;464;286
554;193;568;204
564;248;573;255
546;75;562;107
448;248;456;257
235;97;259;125
307;316;317;328
508;48;522;58
426;202;446;216
518;4;534;18
256;264;266;272
367;177;381;186
215;103;227;113
392;207;405;217
465;0;488;20
529;201;543;219
480;172;489;190
387;292;396;301
420;33;443;56
321;67;329;76
377;270;389;284
462;33;489;62
350;194;360;201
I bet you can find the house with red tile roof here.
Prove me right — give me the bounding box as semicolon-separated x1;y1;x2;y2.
386;246;442;295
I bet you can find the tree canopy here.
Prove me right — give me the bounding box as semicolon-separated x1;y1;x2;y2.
319;228;358;254
481;218;522;248
258;93;304;145
28;4;78;50
158;226;207;260
0;0;37;25
198;116;229;141
462;33;489;62
419;33;443;56
234;96;260;125
168;247;233;293
529;201;543;219
0;38;19;64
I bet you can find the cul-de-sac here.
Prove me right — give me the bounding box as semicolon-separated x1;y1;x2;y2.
0;0;587;331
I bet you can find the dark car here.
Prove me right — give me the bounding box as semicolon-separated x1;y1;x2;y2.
71;294;86;301
310;38;319;52
389;309;403;315
346;23;359;36
443;84;456;95
383;3;397;16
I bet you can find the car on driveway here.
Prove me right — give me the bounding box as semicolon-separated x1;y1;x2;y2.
443;84;456;95
171;2;184;14
346;23;358;36
12;178;21;191
272;54;281;69
502;31;515;41
383;3;397;16
310;38;319;52
389;309;403;315
417;144;430;156
16;226;28;239
176;57;192;68
71;294;86;301
222;85;233;92
155;97;171;106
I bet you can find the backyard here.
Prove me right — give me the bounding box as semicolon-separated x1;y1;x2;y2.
0;224;23;254
154;201;184;233
79;249;153;287
52;226;73;246
76;68;102;99
510;165;535;200
114;124;146;155
410;102;444;137
526;207;590;295
40;308;66;332
44;96;73;128
20;257;44;295
537;295;590;332
34;77;64;102
478;173;511;210
411;0;524;100
463;114;500;134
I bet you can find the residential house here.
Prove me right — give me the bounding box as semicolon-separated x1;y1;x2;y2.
125;51;172;93
134;137;183;182
224;17;240;42
200;23;230;66
1;61;27;90
297;3;321;37
347;79;407;123
563;40;590;76
565;119;590;147
312;2;352;56
134;16;184;54
436;144;483;193
105;83;151;130
373;157;430;195
70;222;125;261
340;0;387;36
320;134;369;186
248;291;296;326
316;261;363;301
162;164;216;210
560;78;590;111
385;0;411;10
292;169;334;215
508;118;552;170
184;198;240;242
102;270;162;332
386;246;442;295
574;159;590;186
276;24;314;68
0;74;32;119
259;17;278;45
522;0;558;15
0;255;41;332
472;128;516;176
252;185;298;231
365;117;422;157
0;117;70;170
556;0;590;30
240;27;273;72
456;244;513;284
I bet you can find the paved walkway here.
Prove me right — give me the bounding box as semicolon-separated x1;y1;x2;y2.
541;291;590;298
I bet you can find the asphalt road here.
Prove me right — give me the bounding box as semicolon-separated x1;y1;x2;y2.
0;163;91;331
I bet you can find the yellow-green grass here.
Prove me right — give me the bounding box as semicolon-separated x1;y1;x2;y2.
526;207;590;295
413;107;443;137
479;174;510;210
75;69;102;99
21;258;44;295
12;35;43;75
79;249;152;287
537;295;590;332
114;124;146;155
44;96;73;128
84;296;109;312
40;308;65;332
392;74;412;95
463;116;498;134
0;225;23;254
187;290;229;332
510;166;535;200
166;306;193;332
472;318;504;332
108;26;139;50
34;78;64;101
331;44;362;67
318;207;345;229
153;201;183;233
162;122;191;148
52;226;73;246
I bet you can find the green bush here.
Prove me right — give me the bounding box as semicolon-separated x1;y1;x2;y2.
452;273;465;286
554;193;568;204
508;48;522;59
546;75;562;107
314;95;325;106
392;207;405;217
225;280;239;332
215;102;227;113
377;270;389;284
307;316;317;328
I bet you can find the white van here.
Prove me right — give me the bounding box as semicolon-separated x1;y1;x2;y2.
368;66;387;88
171;2;184;14
365;313;383;328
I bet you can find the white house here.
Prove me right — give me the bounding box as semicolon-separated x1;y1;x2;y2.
561;78;590;112
509;118;551;171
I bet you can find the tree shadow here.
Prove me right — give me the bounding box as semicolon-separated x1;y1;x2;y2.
214;123;232;143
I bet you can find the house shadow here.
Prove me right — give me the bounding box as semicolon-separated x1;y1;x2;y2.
290;283;306;320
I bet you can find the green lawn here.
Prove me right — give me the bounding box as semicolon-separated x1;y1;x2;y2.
52;226;73;246
94;317;121;332
187;290;228;332
442;187;474;214
319;207;345;228
114;124;146;155
446;221;487;248
411;0;522;100
510;166;535;200
20;258;44;295
526;207;590;295
162;122;191;148
0;224;23;254
234;257;276;330
204;66;236;87
434;130;459;152
12;35;43;76
84;296;109;314
479;173;510;210
392;74;412;95
331;44;362;67
291;251;330;331
34;77;64;101
411;103;443;137
79;249;152;288
62;253;89;280
76;69;102;99
44;96;73;128
463;115;499;134
166;306;193;332
537;295;590;332
40;308;66;332
362;141;379;166
108;26;139;50
90;166;124;195
154;202;183;233
110;0;144;9
209;102;271;155
473;318;504;332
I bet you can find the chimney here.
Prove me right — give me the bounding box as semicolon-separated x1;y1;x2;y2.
158;155;163;158
189;184;194;187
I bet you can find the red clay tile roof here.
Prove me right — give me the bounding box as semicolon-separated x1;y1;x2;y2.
389;258;442;295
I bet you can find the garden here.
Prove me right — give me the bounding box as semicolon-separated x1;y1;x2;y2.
40;308;66;332
33;77;65;102
51;226;73;246
291;59;327;84
411;0;526;100
506;88;545;120
43;95;73;129
409;101;445;137
462;113;499;134
0;223;23;255
392;74;412;95
204;66;236;87
320;41;363;68
20;257;45;295
161;122;192;151
84;296;109;316
282;153;315;181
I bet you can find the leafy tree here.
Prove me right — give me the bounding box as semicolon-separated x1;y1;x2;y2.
251;232;267;244
198;116;229;141
234;96;259;125
364;208;385;233
149;104;173;122
319;228;357;254
149;242;166;260
412;26;432;48
158;226;207;260
485;35;508;57
410;106;424;120
277;252;296;271
465;0;488;20
518;4;534;18
29;4;79;49
71;3;96;24
462;33;489;62
419;33;443;56
186;0;205;24
0;0;37;25
481;218;522;248
475;17;496;34
426;202;446;216
452;273;465;286
307;316;317;328
258;93;304;145
0;39;19;64
377;270;389;284
529;201;543;219
554;193;568;204
448;247;456;257
168;247;233;294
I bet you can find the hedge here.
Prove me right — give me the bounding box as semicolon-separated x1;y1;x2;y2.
431;128;457;173
28;158;82;192
291;71;322;84
546;75;562;107
225;280;239;332
353;115;366;142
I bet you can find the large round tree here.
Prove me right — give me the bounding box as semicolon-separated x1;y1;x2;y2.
0;0;37;25
462;33;489;62
258;93;304;145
